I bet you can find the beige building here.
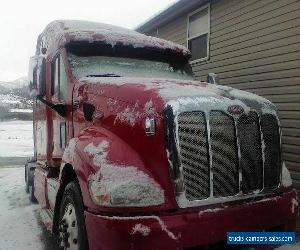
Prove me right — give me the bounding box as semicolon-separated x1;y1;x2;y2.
137;0;300;188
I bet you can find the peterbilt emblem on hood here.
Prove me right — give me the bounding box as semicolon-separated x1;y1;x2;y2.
227;105;244;115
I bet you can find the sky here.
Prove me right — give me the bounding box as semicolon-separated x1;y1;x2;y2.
0;0;177;82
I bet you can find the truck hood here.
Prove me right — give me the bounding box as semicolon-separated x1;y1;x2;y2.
78;77;276;114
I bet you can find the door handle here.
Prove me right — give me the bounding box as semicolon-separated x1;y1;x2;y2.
73;100;80;109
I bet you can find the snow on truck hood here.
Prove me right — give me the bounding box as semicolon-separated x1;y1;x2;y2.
80;77;276;114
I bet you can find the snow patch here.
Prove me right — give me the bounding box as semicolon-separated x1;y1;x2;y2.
167;96;251;116
0;94;32;108
9;108;32;113
114;102;141;127
0;120;33;157
144;100;157;117
84;140;109;167
198;207;224;217
38;20;190;57
84;141;165;207
79;77;277;119
80;78;213;100
131;223;151;237
261;139;266;165
63;138;78;162
107;98;118;112
80;77;276;116
282;162;293;187
253;189;261;195
155;216;180;240
151;82;217;99
252;197;279;204
0;167;55;249
97;215;179;240
229;88;273;105
291;198;298;214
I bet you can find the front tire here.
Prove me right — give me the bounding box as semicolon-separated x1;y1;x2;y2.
58;181;88;250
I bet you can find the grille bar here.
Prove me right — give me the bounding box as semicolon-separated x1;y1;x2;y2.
238;112;263;193
178;112;210;200
210;111;239;197
261;114;281;188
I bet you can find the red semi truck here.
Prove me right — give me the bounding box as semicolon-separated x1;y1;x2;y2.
25;20;297;249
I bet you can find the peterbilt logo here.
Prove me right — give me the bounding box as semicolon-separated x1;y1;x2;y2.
227;105;244;115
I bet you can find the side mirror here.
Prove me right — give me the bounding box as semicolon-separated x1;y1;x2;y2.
28;56;46;96
28;56;39;94
207;73;220;85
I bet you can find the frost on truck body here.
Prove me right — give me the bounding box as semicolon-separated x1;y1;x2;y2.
84;140;165;207
114;102;141;127
63;138;78;162
131;223;151;237
282;162;293;188
97;214;179;240
79;77;276;112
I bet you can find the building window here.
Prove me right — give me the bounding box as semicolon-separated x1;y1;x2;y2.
187;4;210;62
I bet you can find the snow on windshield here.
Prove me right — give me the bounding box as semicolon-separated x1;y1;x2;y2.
69;54;193;81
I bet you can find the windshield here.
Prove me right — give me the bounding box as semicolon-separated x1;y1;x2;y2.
68;54;194;81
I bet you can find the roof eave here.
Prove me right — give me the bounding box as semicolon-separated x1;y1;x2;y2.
136;0;208;33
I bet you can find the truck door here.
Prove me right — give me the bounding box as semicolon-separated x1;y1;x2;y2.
32;57;49;208
46;53;70;210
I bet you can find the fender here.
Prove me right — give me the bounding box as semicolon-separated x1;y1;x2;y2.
59;126;166;214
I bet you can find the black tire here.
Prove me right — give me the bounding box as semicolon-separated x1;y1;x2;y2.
29;184;37;203
58;181;88;250
25;164;29;193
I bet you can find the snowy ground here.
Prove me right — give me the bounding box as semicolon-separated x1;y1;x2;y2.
0;120;33;157
0;120;57;249
0;167;58;250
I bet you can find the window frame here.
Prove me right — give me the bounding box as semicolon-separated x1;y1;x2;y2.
186;3;210;64
51;53;68;101
51;54;60;98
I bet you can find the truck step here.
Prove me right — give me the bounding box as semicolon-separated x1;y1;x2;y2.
39;208;54;232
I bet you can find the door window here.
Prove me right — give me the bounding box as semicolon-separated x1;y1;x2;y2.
51;55;68;100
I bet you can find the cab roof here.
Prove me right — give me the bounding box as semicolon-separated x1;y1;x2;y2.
36;20;191;58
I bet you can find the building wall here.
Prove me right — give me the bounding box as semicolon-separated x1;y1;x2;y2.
145;0;300;188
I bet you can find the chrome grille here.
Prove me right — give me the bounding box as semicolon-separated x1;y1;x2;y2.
174;109;281;204
238;112;263;193
210;111;239;197
261;114;281;188
178;112;210;200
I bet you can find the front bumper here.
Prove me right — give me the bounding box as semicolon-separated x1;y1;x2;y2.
85;190;297;250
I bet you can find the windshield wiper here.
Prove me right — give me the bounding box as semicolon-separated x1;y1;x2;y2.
86;73;121;77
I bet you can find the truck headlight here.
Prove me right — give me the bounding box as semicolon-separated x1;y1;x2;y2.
88;169;165;207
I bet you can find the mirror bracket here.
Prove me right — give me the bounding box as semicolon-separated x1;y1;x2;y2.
36;95;67;117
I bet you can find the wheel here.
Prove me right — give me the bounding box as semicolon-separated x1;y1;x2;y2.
58;181;88;250
25;164;29;193
29;184;37;203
